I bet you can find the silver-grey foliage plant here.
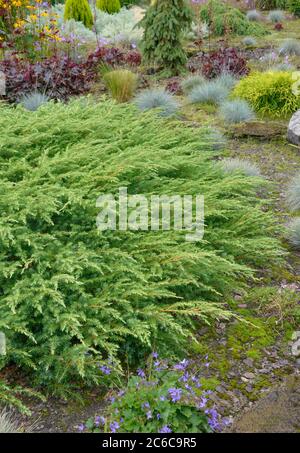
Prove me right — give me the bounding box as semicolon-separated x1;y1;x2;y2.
286;218;300;248
268;10;285;23
188;80;230;105
219;100;256;124
246;10;261;22
181;75;205;94
19;92;50;112
220;158;261;177
206;128;227;151
242;36;257;47
0;409;19;433
134;89;179;117
286;173;300;211
279;39;300;56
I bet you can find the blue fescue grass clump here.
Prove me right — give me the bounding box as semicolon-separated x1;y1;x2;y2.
219;158;261;177
19;92;49;111
219;99;256;124
215;72;238;90
0;99;284;396
286;173;300;211
279;39;300;56
0;410;18;433
286;218;300;248
242;36;257;47
181;75;205;94
188;80;229;105
206;128;227;150
246;10;261;21
268;10;285;23
134;88;179;117
272;62;296;71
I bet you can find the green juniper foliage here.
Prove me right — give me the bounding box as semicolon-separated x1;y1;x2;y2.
0;378;43;415
0;99;283;395
140;0;193;75
64;0;94;29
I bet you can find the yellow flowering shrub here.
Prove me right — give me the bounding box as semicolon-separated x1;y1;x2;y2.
0;0;62;59
0;0;30;34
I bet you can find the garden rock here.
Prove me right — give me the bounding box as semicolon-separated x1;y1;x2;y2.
230;121;285;139
291;331;300;357
287;110;300;146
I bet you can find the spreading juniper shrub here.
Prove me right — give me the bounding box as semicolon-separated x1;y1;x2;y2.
0;99;283;395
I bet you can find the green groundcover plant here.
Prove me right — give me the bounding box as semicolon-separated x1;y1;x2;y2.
0;99;283;396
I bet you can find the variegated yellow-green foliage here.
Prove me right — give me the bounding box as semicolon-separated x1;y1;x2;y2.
0;99;283;395
64;0;94;29
97;0;121;14
232;71;300;118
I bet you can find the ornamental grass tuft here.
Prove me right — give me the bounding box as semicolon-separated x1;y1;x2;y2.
246;10;262;22
279;39;300;56
286;173;300;212
286;218;300;248
181;75;205;94
19;92;49;112
219;158;261;177
219;99;256;124
134;88;179;117
103;69;138;103
188;80;230;105
268;10;285;23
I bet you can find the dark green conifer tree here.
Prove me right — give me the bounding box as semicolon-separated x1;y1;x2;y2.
141;0;193;75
